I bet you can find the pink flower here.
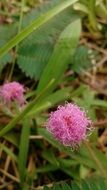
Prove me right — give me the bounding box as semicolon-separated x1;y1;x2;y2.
0;81;25;105
46;103;92;148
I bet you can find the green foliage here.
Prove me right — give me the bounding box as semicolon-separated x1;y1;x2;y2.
37;19;81;95
18;118;30;185
3;131;19;147
17;7;78;79
71;45;92;73
0;0;79;79
43;177;107;190
0;25;17;70
0;18;81;136
37;127;107;174
71;86;107;120
1;0;107;189
74;0;107;37
0;0;78;58
0;53;12;72
0;143;17;162
28;87;71;117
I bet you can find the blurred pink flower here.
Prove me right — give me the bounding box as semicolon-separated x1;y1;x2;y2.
46;103;92;148
0;81;25;105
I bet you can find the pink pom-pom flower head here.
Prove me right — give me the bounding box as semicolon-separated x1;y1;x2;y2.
46;103;92;148
0;81;25;106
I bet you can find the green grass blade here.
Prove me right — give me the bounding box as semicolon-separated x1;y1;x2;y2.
88;0;98;32
3;131;19;147
18;118;30;185
28;87;71;116
0;143;17;162
37;19;81;96
84;142;107;180
0;0;78;58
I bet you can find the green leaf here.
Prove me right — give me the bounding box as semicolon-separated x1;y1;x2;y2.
0;0;78;75
61;167;77;178
36;164;58;173
0;53;12;72
42;177;107;189
37;19;81;96
0;143;17;162
86;177;99;190
3;131;19;147
18;118;30;185
79;165;89;179
60;182;71;190
71;181;81;190
58;158;78;167
72;87;96;120
96;3;107;20
98;177;107;190
37;128;97;170
71;45;92;73
0;0;78;58
52;184;61;190
0;25;17;71
17;1;78;80
91;145;107;171
81;179;91;190
93;99;107;108
44;187;50;190
28;87;71;116
73;2;89;13
42;149;59;167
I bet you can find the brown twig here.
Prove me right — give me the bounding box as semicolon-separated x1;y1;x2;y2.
94;119;107;127
0;169;20;183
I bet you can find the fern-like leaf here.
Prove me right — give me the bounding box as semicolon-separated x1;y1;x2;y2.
0;0;79;79
17;0;79;80
71;45;93;73
43;177;107;190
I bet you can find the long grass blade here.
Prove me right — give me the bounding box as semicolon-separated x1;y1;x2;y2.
0;0;78;58
37;19;81;96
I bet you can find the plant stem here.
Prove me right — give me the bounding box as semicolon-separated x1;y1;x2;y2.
88;0;98;32
8;0;25;81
